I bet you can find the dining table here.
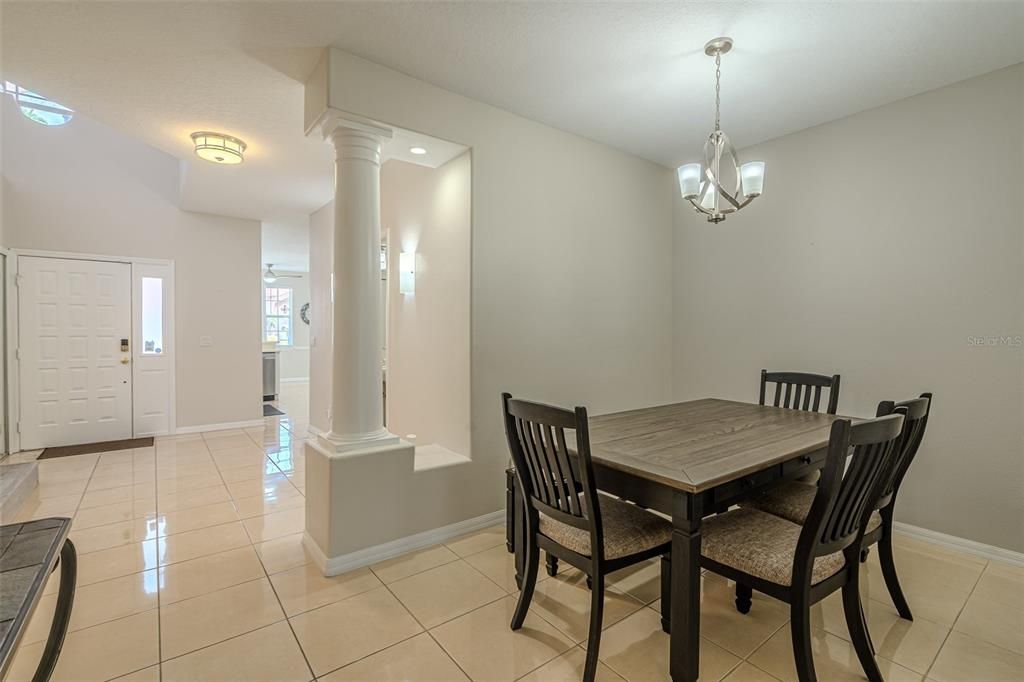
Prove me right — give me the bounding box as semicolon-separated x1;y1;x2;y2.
506;398;846;681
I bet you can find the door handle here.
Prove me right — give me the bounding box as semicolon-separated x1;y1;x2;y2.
121;358;130;365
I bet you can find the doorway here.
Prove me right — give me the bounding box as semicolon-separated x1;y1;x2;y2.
12;253;175;451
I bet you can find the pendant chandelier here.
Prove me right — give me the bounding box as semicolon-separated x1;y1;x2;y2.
677;37;765;224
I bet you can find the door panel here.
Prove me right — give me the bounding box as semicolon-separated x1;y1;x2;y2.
19;257;132;449
132;264;173;436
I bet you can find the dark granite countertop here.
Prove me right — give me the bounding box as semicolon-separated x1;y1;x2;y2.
0;517;72;677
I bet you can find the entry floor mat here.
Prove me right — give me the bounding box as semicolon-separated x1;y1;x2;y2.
39;437;155;460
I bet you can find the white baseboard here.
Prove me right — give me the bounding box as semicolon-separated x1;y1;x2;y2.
175;419;266;435
893;521;1024;566
280;377;310;384
304;510;505;576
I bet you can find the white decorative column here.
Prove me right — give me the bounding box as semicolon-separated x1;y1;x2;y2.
320;116;397;451
304;111;415;574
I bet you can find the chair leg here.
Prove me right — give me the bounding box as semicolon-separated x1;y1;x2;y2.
842;579;883;682
860;547;870;563
583;573;605;682
735;582;752;614
790;596;817;682
660;554;671;634
878;509;913;620
511;535;540;630
545;552;558;577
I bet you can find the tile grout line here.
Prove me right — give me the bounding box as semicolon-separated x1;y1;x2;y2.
416;543;532;680
378;571;479;682
146;425;305;673
17;447;158;679
304;533;521;680
922;558;989;680
214;420;317;680
153;442;164;682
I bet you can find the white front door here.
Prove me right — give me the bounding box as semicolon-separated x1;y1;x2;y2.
19;256;132;449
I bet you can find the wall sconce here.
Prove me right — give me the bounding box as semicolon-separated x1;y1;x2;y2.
399;252;416;294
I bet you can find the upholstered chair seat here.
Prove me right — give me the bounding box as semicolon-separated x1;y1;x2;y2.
539;494;672;560
745;481;882;532
701;507;846;586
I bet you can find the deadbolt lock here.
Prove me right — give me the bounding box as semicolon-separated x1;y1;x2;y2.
121;338;130;352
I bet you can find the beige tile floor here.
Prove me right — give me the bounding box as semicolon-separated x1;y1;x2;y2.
2;412;1022;681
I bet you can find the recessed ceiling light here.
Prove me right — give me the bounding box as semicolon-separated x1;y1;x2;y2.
409;146;427;155
191;131;247;165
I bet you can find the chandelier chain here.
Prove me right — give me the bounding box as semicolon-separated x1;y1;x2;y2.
714;52;721;132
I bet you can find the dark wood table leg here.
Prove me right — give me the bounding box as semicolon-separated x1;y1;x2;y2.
34;539;76;682
670;492;703;681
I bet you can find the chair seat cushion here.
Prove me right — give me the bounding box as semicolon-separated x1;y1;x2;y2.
539;494;672;560
701;508;846;586
743;481;882;532
743;480;817;524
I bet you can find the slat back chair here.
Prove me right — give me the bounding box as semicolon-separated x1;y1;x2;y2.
873;394;931;513
800;413;906;562
505;395;599;553
864;393;932;619
760;369;841;414
701;412;906;682
739;393;933;624
502;393;673;682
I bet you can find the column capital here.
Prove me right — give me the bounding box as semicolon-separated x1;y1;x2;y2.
308;108;393;144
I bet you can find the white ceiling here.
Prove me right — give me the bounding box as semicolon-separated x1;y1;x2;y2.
3;2;1021;221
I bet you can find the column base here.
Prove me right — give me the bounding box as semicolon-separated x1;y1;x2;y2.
316;428;400;454
304;436;416;573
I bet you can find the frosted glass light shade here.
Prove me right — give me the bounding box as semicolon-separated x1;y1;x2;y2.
191;131;246;164
741;161;766;197
399;252;416;294
677;163;702;199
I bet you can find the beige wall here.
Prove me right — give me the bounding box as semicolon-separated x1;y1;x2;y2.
672;65;1024;552
307;49;675;548
308;202;334;434
382;154;472;457
2;102;262;431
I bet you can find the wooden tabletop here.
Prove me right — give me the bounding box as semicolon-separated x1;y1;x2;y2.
586;399;845;493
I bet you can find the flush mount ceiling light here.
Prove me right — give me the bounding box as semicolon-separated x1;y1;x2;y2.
191;131;247;165
677;37;766;224
409;146;427;155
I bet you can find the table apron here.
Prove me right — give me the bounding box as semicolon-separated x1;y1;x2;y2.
591;445;828;515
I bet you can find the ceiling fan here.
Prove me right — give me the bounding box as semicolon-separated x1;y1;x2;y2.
262;263;302;284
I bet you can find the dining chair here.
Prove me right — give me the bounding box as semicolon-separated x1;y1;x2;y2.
760;369;842;414
502;393;673;682
741;393;932;621
700;412;907;682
